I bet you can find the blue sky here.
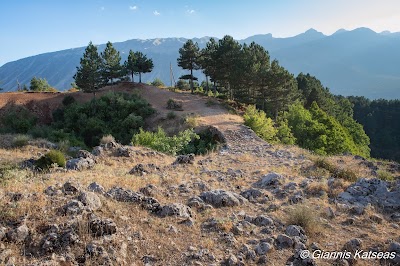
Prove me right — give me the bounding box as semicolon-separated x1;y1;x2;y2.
1;0;399;66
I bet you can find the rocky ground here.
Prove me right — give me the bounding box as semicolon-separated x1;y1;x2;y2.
0;126;399;266
0;85;399;265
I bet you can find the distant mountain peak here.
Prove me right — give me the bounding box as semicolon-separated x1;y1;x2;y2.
333;28;348;35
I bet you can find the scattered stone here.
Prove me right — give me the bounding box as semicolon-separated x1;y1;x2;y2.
240;188;264;201
0;227;6;241
276;234;294;249
91;146;104;156
343;238;362;252
66;157;95;171
253;172;284;189
324;207;335;219
44;185;62;196
129;164;159;176
62;182;81;195
158;203;193;219
369;214;383;224
255;242;272;255
286;225;307;243
107;187;143;203
222;254;239;266
61;200;85;215
77;150;96;160
139;184;158;197
173;154;195;165
287;249;317;266
349;205;365;215
6;224;29;243
89;218;117;237
240;244;256;261
78;192;102;211
87;182;105;194
388;242;400;265
251;215;274;227
200;190;247;208
116;146;134;157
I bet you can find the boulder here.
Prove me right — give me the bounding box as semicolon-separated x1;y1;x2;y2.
66;157;95;171
89;218;117;237
173;154;195;165
253;172;284;188
88;182;105;194
78;192;102;211
6;224;29;243
200;190;247;208
158;203;193;218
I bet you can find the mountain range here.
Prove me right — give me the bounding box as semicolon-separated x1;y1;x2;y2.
1;27;399;99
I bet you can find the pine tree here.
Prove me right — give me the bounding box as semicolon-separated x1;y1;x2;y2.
74;41;102;97
100;41;123;86
177;40;200;93
133;52;153;83
124;50;137;83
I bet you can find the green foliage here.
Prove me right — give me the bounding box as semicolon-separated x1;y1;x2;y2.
377;170;394;181
181;129;219;155
276;118;296;145
151;78;165;87
12;134;31;148
0;105;38;134
167;111;177;120
132;127;199;156
349;96;400;162
74;41;103;95
30;77;52;92
176;79;190;91
125;51;154;83
244;105;277;143
52;92;154;147
101;41;123;85
167;98;183;110
177;40;201;93
35;150;66;170
62;95;76;106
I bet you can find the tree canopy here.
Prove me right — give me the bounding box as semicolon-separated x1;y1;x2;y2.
177;40;201;93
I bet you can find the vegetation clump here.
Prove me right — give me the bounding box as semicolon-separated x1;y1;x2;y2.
167;98;183;110
35;150;66;170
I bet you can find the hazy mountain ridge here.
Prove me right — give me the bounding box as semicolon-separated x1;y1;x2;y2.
1;28;399;99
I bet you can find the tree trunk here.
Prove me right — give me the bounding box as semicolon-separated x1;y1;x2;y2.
139;72;142;83
131;72;134;83
190;68;194;94
205;75;209;93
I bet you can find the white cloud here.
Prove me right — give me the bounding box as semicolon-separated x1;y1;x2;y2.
129;6;137;11
153;10;160;16
187;9;195;14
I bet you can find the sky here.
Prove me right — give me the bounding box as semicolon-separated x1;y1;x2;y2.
1;0;399;66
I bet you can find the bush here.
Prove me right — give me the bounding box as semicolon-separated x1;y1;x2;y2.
0;105;38;134
286;205;320;236
314;157;357;182
62;95;76;106
100;134;116;144
12;134;31;147
151;78;165;87
185;115;198;128
167;111;177;120
244;105;277;143
176;79;190;91
377;170;394;181
132;127;199;156
167;99;183;110
35;150;66;170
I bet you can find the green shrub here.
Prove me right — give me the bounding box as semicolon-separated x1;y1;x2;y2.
167;111;177;120
62;95;76;106
244;105;277;142
0;105;38;134
377;170;394;181
132;127;199;155
151;78;165;87
12;134;31;147
176;79;190;91
167;99;183;110
35;150;66;170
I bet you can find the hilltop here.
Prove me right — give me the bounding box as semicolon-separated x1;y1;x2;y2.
0;85;399;265
1;28;400;99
